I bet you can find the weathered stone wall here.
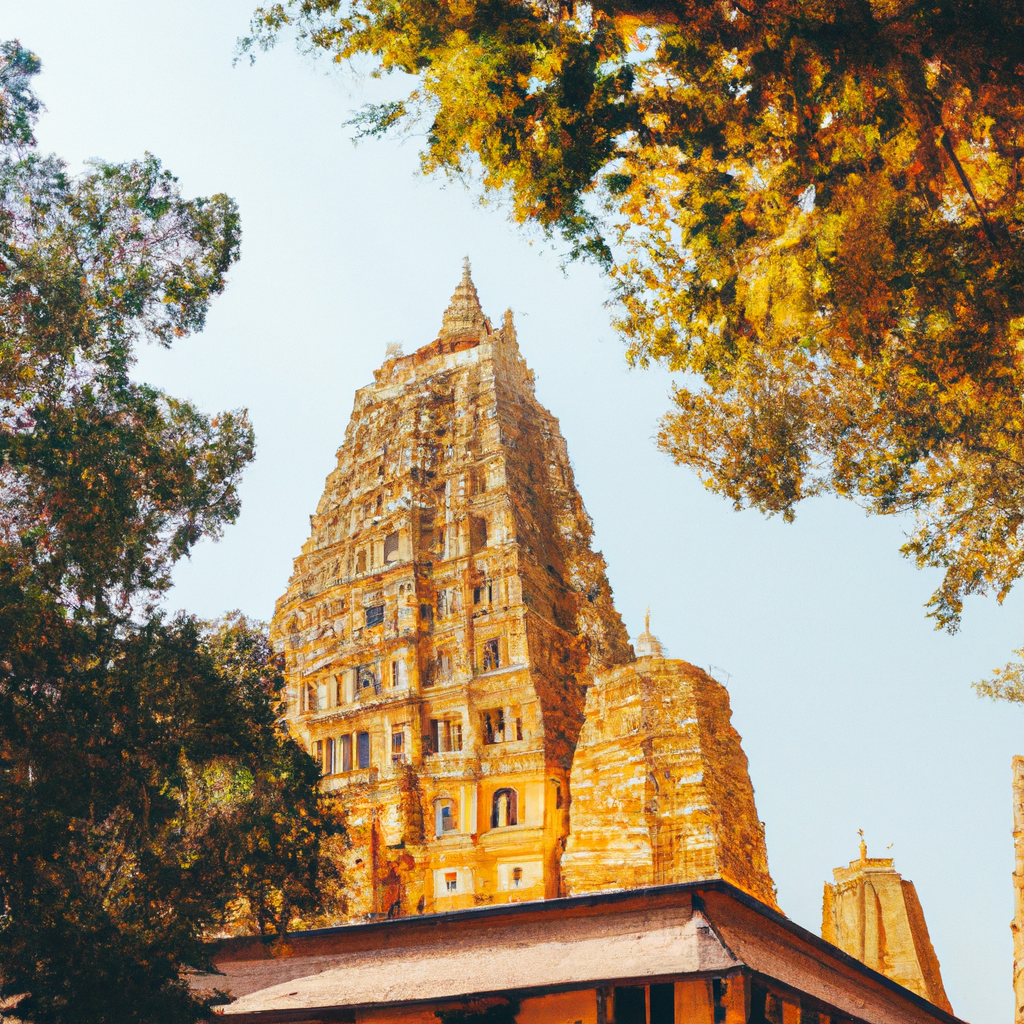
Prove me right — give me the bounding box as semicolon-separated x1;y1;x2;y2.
561;657;778;909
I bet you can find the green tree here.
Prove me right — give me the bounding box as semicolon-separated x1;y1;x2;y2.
0;42;342;1023
245;0;1024;648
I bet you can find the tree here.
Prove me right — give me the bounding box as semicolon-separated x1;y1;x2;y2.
244;0;1024;642
0;42;342;1023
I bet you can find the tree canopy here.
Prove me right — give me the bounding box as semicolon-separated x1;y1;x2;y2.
0;42;343;1023
245;0;1024;634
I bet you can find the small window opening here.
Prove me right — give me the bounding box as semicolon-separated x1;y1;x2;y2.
512;867;523;888
391;660;402;687
470;516;488;551
325;737;335;774
491;787;518;828
384;531;399;563
482;708;505;744
482;638;500;672
444;871;458;893
356;731;371;769
435;798;457;836
365;604;384;628
340;734;352;772
430;718;463;754
356;549;367;574
391;729;406;766
358;666;379;693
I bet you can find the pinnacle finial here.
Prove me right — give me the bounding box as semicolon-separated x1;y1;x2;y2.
635;605;664;659
439;258;486;339
858;828;867;861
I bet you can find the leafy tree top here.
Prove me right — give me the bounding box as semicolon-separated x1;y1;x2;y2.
246;0;1024;630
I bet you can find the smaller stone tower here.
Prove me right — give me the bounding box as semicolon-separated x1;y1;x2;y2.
822;840;951;1011
560;615;778;910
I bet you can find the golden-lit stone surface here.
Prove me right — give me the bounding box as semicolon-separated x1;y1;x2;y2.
562;656;777;910
1012;756;1024;1024
822;841;951;1011
273;264;777;920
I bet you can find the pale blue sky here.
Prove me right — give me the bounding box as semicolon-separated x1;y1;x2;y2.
4;2;1020;1019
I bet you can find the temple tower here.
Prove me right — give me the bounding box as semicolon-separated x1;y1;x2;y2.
822;841;951;1011
271;263;632;918
561;624;778;909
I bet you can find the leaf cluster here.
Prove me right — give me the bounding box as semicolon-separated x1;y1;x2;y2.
247;0;1024;629
0;43;344;1023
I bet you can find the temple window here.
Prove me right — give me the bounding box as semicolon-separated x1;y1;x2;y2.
391;728;406;766
491;788;518;828
482;708;505;744
434;798;457;836
473;581;493;605
384;531;399;563
613;985;675;1024
356;731;371;769
358;666;379;694
365;604;384;628
482;638;500;671
470;516;488;551
429;717;463;754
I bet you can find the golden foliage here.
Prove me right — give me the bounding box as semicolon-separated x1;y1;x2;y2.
246;0;1024;629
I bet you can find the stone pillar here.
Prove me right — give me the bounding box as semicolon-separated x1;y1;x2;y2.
1012;755;1024;1024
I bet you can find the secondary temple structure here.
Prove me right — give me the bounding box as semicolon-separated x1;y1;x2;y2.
270;262;776;918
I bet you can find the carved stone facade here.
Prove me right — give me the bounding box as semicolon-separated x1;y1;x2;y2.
272;264;775;920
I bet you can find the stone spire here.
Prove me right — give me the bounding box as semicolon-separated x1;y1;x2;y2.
822;844;952;1011
439;257;487;339
635;607;665;659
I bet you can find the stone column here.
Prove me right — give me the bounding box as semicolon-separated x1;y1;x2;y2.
1012;756;1024;1024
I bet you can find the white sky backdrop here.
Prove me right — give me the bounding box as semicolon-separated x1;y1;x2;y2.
3;2;1020;1020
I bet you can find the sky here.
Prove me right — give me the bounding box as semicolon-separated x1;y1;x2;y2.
3;2;1020;1019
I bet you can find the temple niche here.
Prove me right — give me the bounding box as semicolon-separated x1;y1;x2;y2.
271;262;777;919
